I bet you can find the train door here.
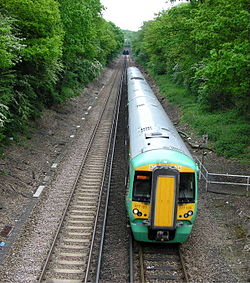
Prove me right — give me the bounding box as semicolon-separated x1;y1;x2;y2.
149;167;179;240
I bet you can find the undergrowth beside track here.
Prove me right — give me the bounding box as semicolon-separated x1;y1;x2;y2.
153;74;250;164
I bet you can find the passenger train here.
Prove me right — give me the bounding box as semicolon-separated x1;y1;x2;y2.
126;67;199;243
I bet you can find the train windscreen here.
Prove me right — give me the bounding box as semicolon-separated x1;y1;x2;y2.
178;173;195;203
133;171;152;202
133;171;195;203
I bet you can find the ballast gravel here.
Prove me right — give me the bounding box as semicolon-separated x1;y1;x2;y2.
0;62;116;282
0;58;249;283
150;73;250;283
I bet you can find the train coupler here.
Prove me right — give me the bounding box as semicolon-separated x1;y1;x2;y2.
156;230;170;241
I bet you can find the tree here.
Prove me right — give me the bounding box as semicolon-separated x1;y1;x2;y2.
57;0;121;100
0;0;124;144
132;0;250;115
0;12;23;141
191;0;250;113
0;0;63;137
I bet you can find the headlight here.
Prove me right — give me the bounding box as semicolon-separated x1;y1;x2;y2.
133;209;139;215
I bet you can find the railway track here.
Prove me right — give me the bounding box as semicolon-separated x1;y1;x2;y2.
38;58;125;283
94;59;130;283
131;241;189;283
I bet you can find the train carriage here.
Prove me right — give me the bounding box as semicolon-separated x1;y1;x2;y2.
126;67;199;243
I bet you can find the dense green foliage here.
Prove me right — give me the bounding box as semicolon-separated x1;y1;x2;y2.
122;30;137;48
0;0;124;144
154;74;249;162
132;0;250;161
0;13;23;141
57;0;123;101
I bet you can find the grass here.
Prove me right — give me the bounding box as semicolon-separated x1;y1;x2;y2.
153;73;250;164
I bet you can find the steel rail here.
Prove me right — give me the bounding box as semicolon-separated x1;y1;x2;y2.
38;61;123;283
135;242;189;283
178;244;190;283
139;244;145;283
94;63;125;283
122;61;135;283
129;231;134;283
94;55;128;282
84;62;124;283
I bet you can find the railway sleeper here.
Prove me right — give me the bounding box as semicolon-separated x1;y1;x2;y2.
146;274;180;281
144;256;180;261
146;265;179;271
42;279;82;283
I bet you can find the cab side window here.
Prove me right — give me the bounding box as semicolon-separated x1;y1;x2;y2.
133;171;152;201
179;173;195;203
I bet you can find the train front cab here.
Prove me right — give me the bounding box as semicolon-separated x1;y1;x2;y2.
127;162;198;243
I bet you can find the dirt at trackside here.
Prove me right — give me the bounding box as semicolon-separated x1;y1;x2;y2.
0;64;113;243
143;69;250;283
0;58;249;282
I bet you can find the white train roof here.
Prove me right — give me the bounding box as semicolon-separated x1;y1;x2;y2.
127;67;193;160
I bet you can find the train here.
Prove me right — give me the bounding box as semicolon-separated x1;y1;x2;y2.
125;67;199;243
122;49;129;55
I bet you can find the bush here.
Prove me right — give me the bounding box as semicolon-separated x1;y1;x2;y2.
154;73;250;163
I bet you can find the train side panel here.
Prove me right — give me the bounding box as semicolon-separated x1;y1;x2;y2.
126;67;199;243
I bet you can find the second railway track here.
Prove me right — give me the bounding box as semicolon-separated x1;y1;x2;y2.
131;241;189;283
39;58;126;283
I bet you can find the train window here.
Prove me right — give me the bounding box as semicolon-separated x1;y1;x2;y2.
131;77;144;80
179;173;195;203
133;171;152;202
